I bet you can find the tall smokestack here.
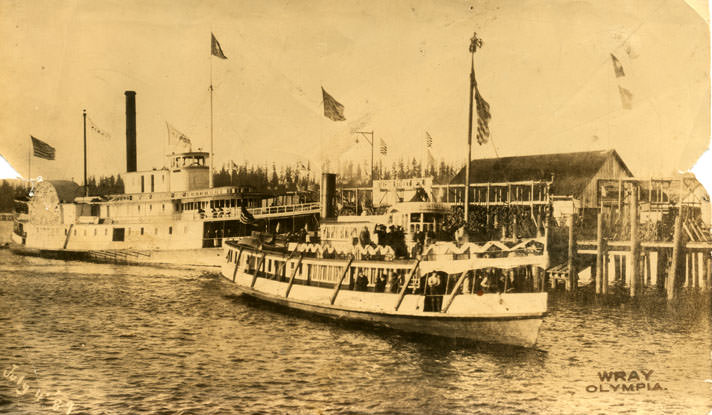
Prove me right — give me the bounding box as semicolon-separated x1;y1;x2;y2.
320;173;336;220
125;90;137;173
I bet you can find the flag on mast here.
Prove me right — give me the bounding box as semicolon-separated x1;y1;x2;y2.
425;131;433;148
610;53;625;77
618;86;633;110
166;122;192;149
379;138;388;155
31;136;55;160
211;33;227;59
474;85;491;145
321;87;346;121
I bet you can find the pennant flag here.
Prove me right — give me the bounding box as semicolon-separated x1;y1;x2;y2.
321;87;346;121
211;33;227;59
238;205;255;224
379;138;388;155
475;86;491;145
425;131;433;148
610;53;625;77
618;86;633;110
166;122;192;149
87;117;111;140
31;136;55;160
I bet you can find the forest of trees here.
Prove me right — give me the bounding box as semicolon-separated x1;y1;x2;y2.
0;158;463;212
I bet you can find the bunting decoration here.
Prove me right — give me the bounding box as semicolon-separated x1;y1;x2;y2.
211;33;227;59
321;87;346;121
30;136;55;160
87;117;111;139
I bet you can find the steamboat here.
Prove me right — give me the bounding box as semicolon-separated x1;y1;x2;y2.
221;173;549;347
10;91;318;267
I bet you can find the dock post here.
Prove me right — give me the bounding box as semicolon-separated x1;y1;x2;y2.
566;212;577;292
704;252;711;291
629;183;640;297
667;214;682;301
602;248;609;294
595;212;604;295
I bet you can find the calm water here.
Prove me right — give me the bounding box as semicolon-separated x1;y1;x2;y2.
0;250;710;415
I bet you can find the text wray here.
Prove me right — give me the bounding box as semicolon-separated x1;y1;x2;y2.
597;370;654;382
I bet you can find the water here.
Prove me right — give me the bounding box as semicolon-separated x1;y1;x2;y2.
0;250;709;415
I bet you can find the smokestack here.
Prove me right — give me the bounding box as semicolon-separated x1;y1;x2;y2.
125;91;137;173
320;173;336;220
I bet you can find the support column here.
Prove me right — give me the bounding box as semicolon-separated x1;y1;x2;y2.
567;213;577;292
629;183;640;297
595;212;604;295
667;214;682;301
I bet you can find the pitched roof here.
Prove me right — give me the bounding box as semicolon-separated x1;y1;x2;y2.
46;180;82;203
450;149;633;197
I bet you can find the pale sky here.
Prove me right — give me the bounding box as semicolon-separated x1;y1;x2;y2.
0;0;709;183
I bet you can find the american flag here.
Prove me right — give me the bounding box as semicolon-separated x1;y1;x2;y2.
474;87;491;145
31;136;55;160
321;87;346;121
379;138;388;155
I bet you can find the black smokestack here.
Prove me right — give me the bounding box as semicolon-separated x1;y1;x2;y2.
125;90;137;173
320;173;336;219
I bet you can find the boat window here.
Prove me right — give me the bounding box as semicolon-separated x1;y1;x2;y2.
141;228;144;235
410;213;421;222
168;226;172;235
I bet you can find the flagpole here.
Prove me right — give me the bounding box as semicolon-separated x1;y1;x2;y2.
27;140;30;182
83;109;88;196
209;46;214;189
464;36;477;224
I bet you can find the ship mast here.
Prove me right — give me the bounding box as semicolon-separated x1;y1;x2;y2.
464;32;482;225
83;109;88;196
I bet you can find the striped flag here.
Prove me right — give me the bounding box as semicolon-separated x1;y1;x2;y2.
321;87;346;121
211;33;227;59
31;136;55;160
379;138;388;155
475;87;491;145
238;205;255;224
425;131;433;148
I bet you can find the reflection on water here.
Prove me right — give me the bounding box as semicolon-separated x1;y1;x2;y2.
0;251;709;414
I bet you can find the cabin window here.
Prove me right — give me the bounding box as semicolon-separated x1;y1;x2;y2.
112;228;125;242
151;175;155;192
162;204;165;212
168;226;172;235
141;176;145;192
140;228;144;235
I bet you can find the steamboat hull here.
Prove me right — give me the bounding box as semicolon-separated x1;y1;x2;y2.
221;249;548;348
232;283;544;347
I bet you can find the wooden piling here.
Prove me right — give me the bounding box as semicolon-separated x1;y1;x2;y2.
704;253;711;291
629;183;640;297
595;212;604;295
602;250;609;294
567;212;576;292
667;214;682;301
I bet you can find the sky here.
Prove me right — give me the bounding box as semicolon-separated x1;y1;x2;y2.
0;0;709;184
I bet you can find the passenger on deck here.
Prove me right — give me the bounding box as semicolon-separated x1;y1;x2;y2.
355;271;369;291
375;272;387;292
